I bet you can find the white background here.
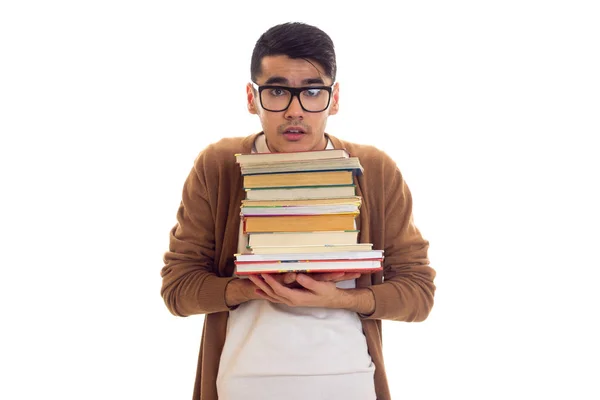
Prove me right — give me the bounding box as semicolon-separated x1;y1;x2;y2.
1;1;599;399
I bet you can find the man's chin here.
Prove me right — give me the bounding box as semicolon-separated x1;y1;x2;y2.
267;132;325;153
277;141;315;153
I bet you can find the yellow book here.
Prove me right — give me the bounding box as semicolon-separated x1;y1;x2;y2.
243;213;357;233
243;170;354;189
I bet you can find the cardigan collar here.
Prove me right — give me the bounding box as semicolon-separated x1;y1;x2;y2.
241;132;345;153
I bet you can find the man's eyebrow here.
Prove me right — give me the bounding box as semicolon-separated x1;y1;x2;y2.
262;76;327;85
302;78;326;85
264;76;289;85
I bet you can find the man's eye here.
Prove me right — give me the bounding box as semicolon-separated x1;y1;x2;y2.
304;89;322;97
269;88;287;96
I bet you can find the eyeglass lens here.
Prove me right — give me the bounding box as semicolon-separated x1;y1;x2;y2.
261;87;330;112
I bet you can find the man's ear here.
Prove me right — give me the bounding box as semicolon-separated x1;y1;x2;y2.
329;82;340;115
247;83;258;114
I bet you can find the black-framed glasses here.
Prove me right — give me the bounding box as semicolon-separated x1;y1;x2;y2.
251;82;333;113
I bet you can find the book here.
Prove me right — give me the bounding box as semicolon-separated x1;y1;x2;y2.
235;148;350;164
234;259;383;275
243;170;354;189
233;149;382;276
245;185;356;201
243;213;357;233
241;204;360;216
241;197;362;207
241;197;361;216
240;158;364;176
247;231;360;247
235;250;383;262
248;243;373;254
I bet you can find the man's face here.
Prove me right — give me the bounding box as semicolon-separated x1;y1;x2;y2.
247;55;339;153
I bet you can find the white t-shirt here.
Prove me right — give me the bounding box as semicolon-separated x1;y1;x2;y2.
216;134;376;400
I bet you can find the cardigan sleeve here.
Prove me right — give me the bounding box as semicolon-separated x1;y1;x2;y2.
362;159;436;322
160;161;237;317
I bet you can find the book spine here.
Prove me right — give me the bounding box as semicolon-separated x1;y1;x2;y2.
235;267;383;275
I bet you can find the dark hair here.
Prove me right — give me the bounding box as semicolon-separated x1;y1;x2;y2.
250;22;337;83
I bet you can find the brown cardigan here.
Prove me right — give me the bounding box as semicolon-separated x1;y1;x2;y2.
161;133;436;400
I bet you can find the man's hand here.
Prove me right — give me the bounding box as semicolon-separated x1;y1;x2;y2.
227;271;375;314
247;272;363;309
278;271;361;288
225;272;300;307
310;271;361;283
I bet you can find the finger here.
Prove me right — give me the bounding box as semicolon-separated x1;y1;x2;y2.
247;275;274;295
255;289;283;303
344;272;362;280
295;273;324;291
282;272;297;285
313;272;345;282
248;275;279;297
330;272;361;282
262;274;301;299
247;275;263;286
248;275;294;304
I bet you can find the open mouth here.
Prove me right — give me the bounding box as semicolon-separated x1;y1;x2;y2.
283;128;305;142
282;127;306;141
284;127;306;134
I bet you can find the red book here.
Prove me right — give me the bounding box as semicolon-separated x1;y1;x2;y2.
234;258;383;275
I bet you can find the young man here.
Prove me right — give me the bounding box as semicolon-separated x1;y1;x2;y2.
161;22;436;400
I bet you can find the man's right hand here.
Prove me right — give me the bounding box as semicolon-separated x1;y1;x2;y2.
225;271;361;307
224;274;297;306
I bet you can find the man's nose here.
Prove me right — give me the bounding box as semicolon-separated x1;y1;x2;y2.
284;94;304;119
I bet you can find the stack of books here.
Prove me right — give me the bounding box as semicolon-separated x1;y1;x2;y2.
233;148;384;275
